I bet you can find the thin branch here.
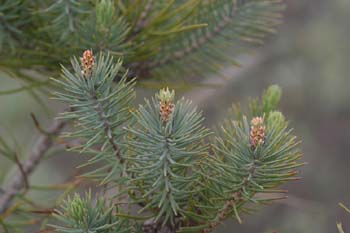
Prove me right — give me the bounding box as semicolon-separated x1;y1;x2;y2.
149;16;233;69
91;91;124;164
30;113;49;135
13;153;29;191
129;2;239;77
147;3;239;69
90;90;129;212
133;0;155;34
142;218;176;233
0;118;66;214
202;162;258;233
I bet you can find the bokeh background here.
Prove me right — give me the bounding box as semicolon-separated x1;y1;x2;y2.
1;0;350;232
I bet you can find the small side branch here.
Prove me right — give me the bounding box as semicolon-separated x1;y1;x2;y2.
142;218;176;233
129;2;239;77
133;0;155;34
91;92;124;164
13;153;29;191
202;163;258;233
147;4;239;69
0;119;66;214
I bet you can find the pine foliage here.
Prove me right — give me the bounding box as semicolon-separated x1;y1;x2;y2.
0;0;284;84
0;0;306;232
46;52;303;232
126;93;211;225
201;111;301;231
0;50;304;232
52;191;135;233
174;86;303;232
150;0;284;79
0;0;29;51
38;0;90;43
52;52;135;184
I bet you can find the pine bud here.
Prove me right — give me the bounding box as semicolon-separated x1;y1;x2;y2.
67;194;88;223
80;50;95;78
157;87;175;123
262;85;282;112
250;117;266;149
267;111;285;129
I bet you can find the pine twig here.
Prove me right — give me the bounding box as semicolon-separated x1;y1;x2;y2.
129;2;239;77
147;3;239;69
134;0;155;33
30;113;50;135
202;163;258;233
13;153;29;191
0;118;66;214
142;218;176;233
91;90;123;163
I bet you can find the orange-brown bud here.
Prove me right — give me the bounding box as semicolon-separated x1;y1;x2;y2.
159;101;174;123
157;88;175;123
250;117;266;149
80;50;95;78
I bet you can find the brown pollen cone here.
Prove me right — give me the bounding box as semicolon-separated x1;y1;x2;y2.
157;88;175;123
160;101;174;123
80;50;95;78
250;116;266;149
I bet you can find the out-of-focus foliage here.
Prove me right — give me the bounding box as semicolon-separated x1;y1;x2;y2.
0;0;29;52
0;0;284;84
337;203;350;233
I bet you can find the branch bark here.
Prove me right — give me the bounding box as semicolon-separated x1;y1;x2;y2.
202;162;258;233
133;0;155;34
0;119;66;214
142;218;176;233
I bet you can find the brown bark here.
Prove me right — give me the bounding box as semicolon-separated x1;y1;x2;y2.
0;119;66;214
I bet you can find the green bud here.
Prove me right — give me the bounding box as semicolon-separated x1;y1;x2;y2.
67;194;88;223
262;85;282;113
267;111;285;129
157;87;175;103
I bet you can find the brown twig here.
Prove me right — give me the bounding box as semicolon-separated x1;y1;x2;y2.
142;218;177;233
30;113;49;135
13;153;29;191
133;0;155;34
202;162;258;233
91;91;124;163
0;118;66;214
128;2;241;77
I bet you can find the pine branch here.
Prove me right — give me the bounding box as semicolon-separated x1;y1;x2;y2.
126;89;211;226
133;0;156;34
1;0;284;88
202;155;259;232
0;0;29;51
49;75;303;233
142;218;175;233
52;51;135;183
180;86;303;233
143;160;258;233
147;3;236;69
37;0;91;43
146;0;284;79
0;118;66;214
52;191;134;233
91;88;123;163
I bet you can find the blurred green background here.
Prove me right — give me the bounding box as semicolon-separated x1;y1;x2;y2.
1;0;350;232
